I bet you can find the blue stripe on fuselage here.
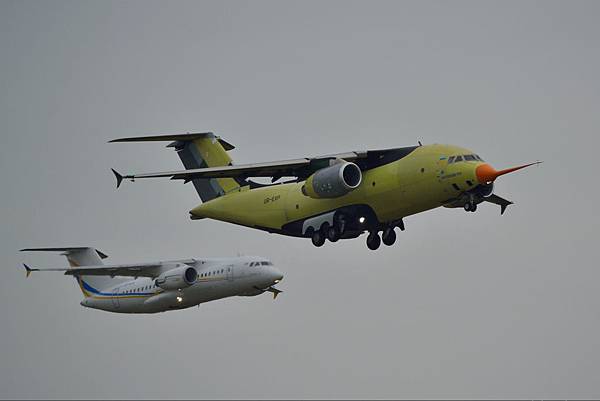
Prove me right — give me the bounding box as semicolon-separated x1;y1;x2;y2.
80;279;155;297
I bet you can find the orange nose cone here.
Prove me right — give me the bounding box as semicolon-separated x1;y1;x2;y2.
476;163;498;183
476;161;542;183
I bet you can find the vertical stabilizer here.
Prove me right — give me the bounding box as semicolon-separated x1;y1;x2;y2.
110;132;244;202
20;247;121;297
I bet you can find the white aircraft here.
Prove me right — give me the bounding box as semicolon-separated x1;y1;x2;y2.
20;247;284;314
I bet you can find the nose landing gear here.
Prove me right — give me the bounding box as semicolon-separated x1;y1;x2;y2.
464;201;477;212
463;194;478;212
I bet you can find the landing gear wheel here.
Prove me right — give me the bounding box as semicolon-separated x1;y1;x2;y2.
311;230;325;247
382;227;396;246
366;232;381;250
327;226;340;242
464;202;476;212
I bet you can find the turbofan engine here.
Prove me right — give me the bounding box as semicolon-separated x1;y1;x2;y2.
302;161;362;199
154;265;198;291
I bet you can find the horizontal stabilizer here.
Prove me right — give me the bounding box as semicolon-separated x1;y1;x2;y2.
20;247;108;259
109;132;235;150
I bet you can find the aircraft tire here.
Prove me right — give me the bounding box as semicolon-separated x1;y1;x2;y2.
382;227;396;246
471;203;477;212
312;231;326;247
464;203;472;212
327;226;340;242
366;232;381;250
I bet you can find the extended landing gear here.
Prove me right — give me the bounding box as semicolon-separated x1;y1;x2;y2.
365;219;404;250
309;216;348;247
366;231;381;250
310;229;325;247
327;225;341;242
464;202;477;212
382;227;396;246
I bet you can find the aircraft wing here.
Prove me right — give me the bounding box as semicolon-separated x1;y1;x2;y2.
111;146;418;187
22;260;196;278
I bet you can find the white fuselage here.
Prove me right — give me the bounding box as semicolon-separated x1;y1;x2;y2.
79;256;283;314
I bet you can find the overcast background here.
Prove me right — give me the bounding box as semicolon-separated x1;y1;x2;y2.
1;0;599;399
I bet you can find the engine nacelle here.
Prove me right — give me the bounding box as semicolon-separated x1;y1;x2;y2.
302;162;362;199
154;265;198;291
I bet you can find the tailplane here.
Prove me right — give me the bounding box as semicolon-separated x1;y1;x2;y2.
110;132;244;202
20;247;119;297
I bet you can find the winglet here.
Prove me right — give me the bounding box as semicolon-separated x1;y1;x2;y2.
23;264;33;278
111;169;124;188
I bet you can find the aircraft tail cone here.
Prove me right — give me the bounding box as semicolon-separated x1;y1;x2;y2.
476;161;542;184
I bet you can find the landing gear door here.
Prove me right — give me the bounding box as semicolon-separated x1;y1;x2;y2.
226;264;234;281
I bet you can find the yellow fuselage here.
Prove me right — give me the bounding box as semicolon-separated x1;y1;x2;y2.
190;144;483;235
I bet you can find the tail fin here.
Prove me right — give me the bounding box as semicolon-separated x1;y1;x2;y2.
20;247;119;297
110;132;245;202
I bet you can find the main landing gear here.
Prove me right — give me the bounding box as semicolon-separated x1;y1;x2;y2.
309;215;348;247
365;219;405;251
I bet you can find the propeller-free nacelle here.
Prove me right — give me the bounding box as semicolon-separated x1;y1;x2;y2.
302;161;362;199
154;264;198;290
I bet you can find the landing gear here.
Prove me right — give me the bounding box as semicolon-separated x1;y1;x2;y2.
311;229;325;247
366;231;381;250
382;227;396;246
327;225;340;242
464;202;477;212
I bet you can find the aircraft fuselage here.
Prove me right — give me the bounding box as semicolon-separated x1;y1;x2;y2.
190;144;484;237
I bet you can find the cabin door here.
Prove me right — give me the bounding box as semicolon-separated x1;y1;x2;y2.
226;264;234;281
111;287;121;309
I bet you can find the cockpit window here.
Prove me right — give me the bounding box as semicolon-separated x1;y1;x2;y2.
464;154;476;161
260;261;271;266
454;155;463;162
475;154;484;161
448;156;455;164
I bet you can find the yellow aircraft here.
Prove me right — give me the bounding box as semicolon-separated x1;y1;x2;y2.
111;133;540;250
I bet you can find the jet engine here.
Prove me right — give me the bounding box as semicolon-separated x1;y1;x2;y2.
302;161;362;199
154;265;198;290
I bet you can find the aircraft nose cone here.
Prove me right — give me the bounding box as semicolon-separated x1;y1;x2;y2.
476;163;498;183
269;267;284;283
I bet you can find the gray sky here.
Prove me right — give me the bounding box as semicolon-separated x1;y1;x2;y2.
1;0;599;399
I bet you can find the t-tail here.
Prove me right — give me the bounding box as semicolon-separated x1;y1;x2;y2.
110;132;245;202
19;247;117;297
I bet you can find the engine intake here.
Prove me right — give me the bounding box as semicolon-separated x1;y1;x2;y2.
154;265;197;291
302;162;362;199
